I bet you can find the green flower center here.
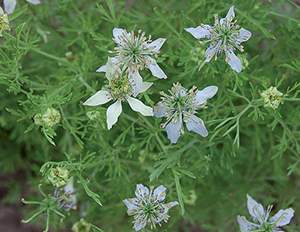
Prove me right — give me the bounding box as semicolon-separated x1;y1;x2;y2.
143;203;156;216
109;75;132;100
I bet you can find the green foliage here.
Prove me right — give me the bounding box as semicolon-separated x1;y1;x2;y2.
0;0;300;231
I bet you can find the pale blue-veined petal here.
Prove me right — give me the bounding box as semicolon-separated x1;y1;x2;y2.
63;178;77;210
220;6;235;25
236;28;252;43
96;64;107;73
147;38;166;53
247;195;266;224
147;57;167;79
153;185;167;202
225;49;242;73
133;219;147;231
184;25;212;39
112;27;126;44
269;208;294;227
195;86;218;106
83;90;112;106
128;70;153;96
96;57;119;73
165;117;183;144
4;0;16;14
26;0;41;4
153;102;167;118
205;40;222;62
106;100;122;129
123;198;139;216
127;97;153;116
237;216;259;232
185;115;208;137
135;184;150;199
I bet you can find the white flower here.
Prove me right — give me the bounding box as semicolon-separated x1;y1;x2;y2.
123;184;178;231
185;6;251;73
0;7;10;36
54;178;77;211
154;83;218;144
261;86;283;110
97;28;167;89
84;59;153;129
237;194;294;232
4;0;41;14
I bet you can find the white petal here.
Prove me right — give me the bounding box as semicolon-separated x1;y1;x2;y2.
225;49;242;73
147;38;166;52
83;90;112;106
205;40;222;62
129;70;153;96
165;118;183;144
105;57;121;80
106;100;122;129
236;28;252;43
184;25;211;39
135;184;150;199
153;185;167;202
226;6;235;22
185;115;208;137
123;198;139;216
195;86;218;106
147;58;167;79
247;195;266;224
270;208;294;227
113;28;126;44
127;97;153;116
153;102;167;118
237;216;258;232
26;0;41;4
133;220;147;231
96;64;107;73
4;0;17;14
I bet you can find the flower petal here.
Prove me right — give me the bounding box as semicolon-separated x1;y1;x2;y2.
195;86;218;106
185;115;208;137
153;102;167;118
184;25;212;39
237;216;258;232
113;28;126;44
147;57;167;79
135;184;150;199
133;219;147;231
26;0;41;4
147;38;166;52
236;28;252;43
127;96;153;116
4;0;17;14
220;6;235;25
165;118;183;144
225;49;242;73
83;90;112;106
106;100;122;129
247;195;266;224
153;185;167;202
205;40;222;62
129;70;153;96
123;198;139;216
96;64;107;73
270;208;294;227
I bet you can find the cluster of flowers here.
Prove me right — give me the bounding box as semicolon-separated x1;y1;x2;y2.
1;2;292;231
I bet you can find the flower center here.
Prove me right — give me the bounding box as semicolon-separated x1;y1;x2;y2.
0;14;9;33
109;75;132;100
260;222;274;232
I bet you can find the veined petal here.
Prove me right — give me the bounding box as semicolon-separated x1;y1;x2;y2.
225;49;242;73
153;185;167;202
220;6;235;25
153;102;167;118
135;184;150;199
83;90;112;106
185;115;208;137
96;64;107;73
129;70;153;96
123;198;139;216
236;28;252;43
247;195;266;224
4;0;17;14
165;118;183;144
127;97;153;116
184;25;211;39
147;57;167;79
106;100;122;129
133;219;147;231
269;208;294;227
237;216;259;232
195;86;218;106
205;40;222;62
113;28;126;44
26;0;41;4
147;38;166;52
